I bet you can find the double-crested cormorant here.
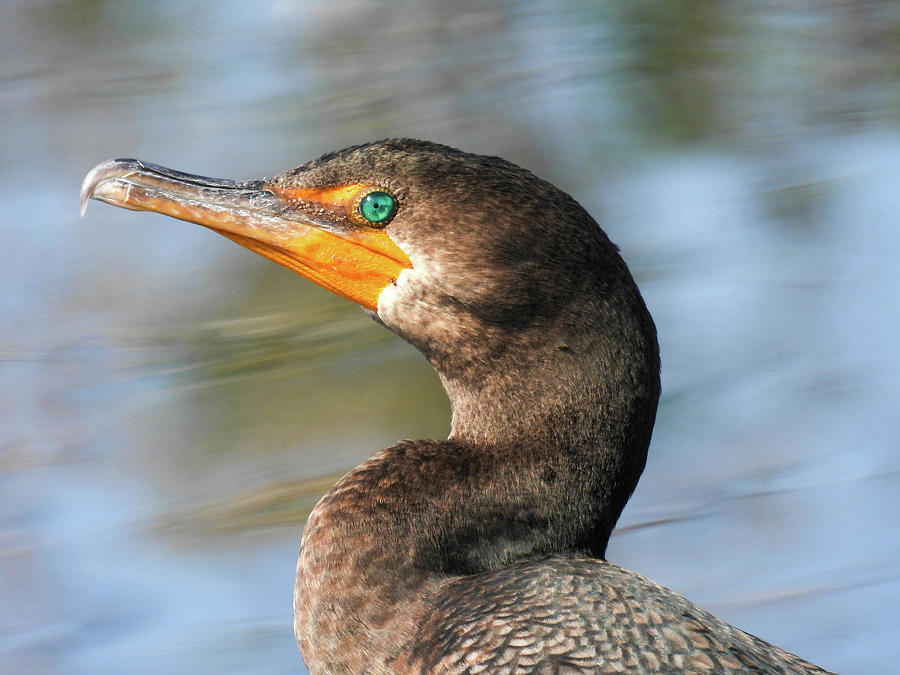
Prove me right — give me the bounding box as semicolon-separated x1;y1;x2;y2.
82;139;830;674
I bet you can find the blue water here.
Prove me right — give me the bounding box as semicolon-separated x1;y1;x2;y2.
2;2;898;673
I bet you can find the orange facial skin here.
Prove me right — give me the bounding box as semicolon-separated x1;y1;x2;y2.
265;183;411;309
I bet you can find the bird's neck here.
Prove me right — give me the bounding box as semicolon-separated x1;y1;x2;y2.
296;269;660;670
430;282;661;553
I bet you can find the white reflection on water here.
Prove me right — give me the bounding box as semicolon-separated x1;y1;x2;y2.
1;2;899;673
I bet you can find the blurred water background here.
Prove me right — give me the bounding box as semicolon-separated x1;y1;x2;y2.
2;1;899;673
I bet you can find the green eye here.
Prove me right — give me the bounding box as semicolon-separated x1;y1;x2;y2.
358;191;397;225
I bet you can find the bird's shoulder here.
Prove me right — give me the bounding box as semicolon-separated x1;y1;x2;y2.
399;557;831;674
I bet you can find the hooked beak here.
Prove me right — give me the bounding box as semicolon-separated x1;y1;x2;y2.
80;159;411;311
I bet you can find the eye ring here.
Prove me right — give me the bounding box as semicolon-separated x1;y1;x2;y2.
356;190;398;226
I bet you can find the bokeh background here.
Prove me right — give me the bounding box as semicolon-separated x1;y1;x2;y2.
2;1;899;673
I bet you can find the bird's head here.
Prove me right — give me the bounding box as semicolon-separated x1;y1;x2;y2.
83;139;658;452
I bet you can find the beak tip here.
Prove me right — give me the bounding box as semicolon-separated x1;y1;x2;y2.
80;159;111;217
80;158;139;217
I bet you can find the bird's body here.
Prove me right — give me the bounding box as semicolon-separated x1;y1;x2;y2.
295;442;825;674
82;139;831;674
